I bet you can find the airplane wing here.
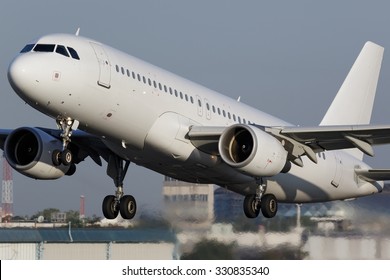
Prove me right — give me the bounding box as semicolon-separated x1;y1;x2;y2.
188;124;390;166
355;169;390;182
266;124;390;164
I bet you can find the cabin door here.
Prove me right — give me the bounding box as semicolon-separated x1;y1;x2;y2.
90;42;111;89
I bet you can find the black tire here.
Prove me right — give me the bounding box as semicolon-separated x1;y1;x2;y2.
61;149;73;166
243;194;260;218
65;163;76;176
261;194;278;218
102;195;119;219
52;149;62;166
120;195;137;219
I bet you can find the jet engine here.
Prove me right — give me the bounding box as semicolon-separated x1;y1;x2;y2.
4;127;70;179
218;124;288;177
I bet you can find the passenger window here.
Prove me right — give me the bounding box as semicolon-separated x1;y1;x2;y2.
185;94;189;101
143;76;146;84
148;78;152;86
198;99;202;107
212;105;216;113
121;67;125;75
190;96;194;103
159;83;162;91
55;45;69;57
137;74;141;81
180;92;183;99
153;81;157;88
217;108;221;115
34;44;55;52
164;85;168;92
238;116;241;123
174;90;178;97
67;47;80;60
116;65;120;72
126;69;130;77
20;44;35;53
169;88;173;95
233;114;236;121
223;110;226;117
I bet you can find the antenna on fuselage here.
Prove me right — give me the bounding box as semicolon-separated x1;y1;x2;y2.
237;96;241;102
75;28;81;36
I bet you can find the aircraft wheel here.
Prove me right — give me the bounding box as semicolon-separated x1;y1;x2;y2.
61;149;73;166
102;195;119;219
243;194;260;218
261;194;278;218
120;195;137;219
65;163;76;176
52;149;62;166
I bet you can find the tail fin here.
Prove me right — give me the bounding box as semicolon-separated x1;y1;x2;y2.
320;41;384;159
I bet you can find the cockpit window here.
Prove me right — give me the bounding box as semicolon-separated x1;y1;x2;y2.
67;47;80;60
33;44;56;52
20;44;35;53
55;45;69;57
21;42;80;60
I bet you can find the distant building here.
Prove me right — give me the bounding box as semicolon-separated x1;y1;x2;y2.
51;212;66;223
162;176;214;229
214;187;244;222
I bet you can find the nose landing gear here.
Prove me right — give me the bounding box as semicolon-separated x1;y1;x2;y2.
52;117;78;172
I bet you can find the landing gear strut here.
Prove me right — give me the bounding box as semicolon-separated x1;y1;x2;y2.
102;156;137;220
243;179;278;219
52;117;78;167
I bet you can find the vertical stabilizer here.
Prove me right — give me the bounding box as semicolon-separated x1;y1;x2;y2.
320;41;384;159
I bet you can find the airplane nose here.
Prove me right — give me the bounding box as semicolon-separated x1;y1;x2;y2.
8;55;31;95
8;54;41;101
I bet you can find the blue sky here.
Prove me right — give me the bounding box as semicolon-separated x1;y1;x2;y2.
1;0;390;217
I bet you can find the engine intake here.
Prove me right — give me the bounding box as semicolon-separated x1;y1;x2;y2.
4;127;70;179
218;124;288;177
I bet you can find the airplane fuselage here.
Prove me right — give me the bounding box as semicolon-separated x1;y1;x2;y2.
7;33;383;206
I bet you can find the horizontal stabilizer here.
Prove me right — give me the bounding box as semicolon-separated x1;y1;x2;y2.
355;169;390;182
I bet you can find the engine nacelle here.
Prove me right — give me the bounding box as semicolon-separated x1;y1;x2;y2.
218;124;288;177
4;127;70;179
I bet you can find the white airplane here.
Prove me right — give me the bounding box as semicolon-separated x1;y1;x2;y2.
2;31;390;220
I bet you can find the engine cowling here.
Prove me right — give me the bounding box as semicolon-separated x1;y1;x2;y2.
4;127;70;179
218;124;288;177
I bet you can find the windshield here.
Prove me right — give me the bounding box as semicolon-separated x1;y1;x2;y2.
19;43;80;60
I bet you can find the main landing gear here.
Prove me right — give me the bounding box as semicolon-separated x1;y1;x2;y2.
243;179;278;219
102;156;137;220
